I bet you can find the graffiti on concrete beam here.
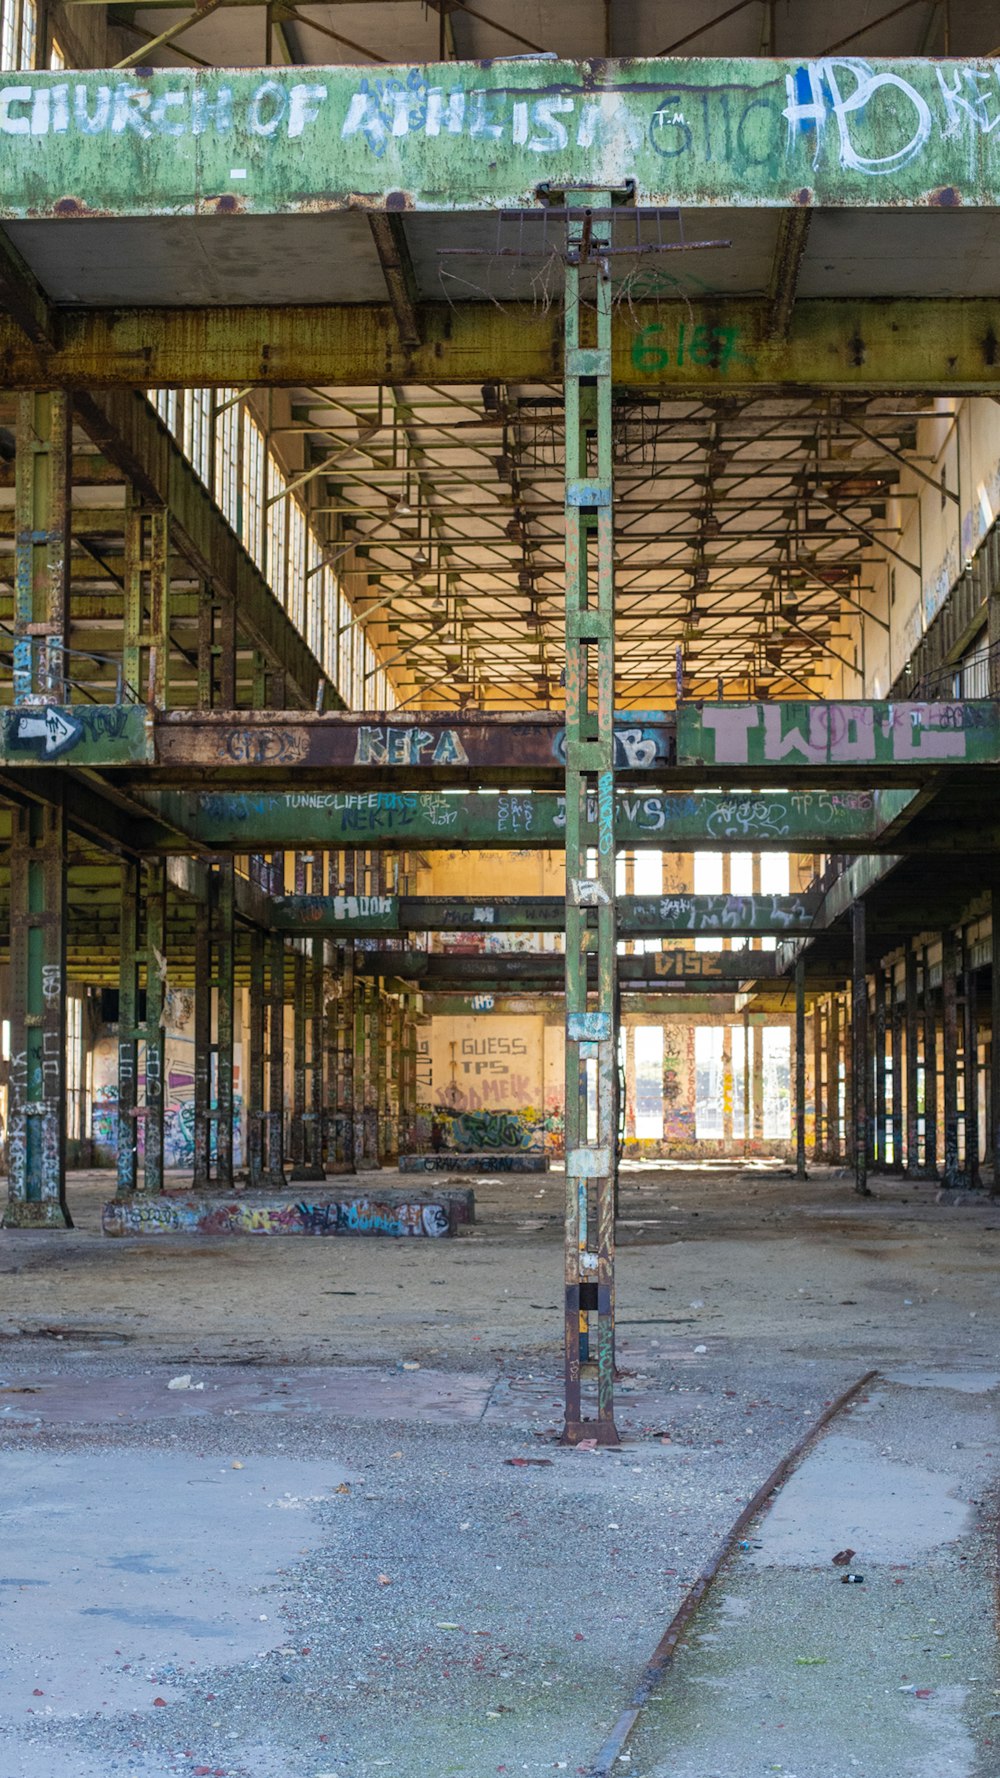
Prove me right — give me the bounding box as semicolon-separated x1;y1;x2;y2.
680;701;1000;769
3;703;152;764
2;60;999;218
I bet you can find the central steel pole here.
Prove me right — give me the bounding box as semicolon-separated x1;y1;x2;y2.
562;198;619;1447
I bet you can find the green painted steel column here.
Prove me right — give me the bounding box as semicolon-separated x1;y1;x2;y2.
795;958;807;1179
3;799;71;1228
116;858;141;1198
13;392;69;704
142;862;167;1194
214;862;236;1186
124;493;169;706
922;944;939;1179
247;925;267;1188
561;197;619;1448
192;894;212;1188
265;927;287;1187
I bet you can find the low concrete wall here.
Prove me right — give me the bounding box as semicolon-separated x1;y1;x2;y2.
102;1190;470;1238
399;1152;548;1174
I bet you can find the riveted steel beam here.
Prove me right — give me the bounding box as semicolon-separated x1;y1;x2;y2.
13;392;70;705
141;785;919;852
0;62;998;215
0;300;996;391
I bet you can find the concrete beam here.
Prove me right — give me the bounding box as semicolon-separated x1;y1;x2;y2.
140;785;916;851
0;300;996;391
1;62;997;215
271;890;822;936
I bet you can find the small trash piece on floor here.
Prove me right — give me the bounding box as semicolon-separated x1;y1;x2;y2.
504;1457;554;1467
841;1572;865;1584
832;1547;855;1565
167;1374;192;1391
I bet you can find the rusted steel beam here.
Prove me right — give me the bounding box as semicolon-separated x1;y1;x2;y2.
765;206;812;341
142;786;915;852
367;213;422;347
352;950;776;985
0;297;998;392
270;889;822;936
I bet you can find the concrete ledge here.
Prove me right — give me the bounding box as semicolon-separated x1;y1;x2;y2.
3;1199;74;1229
102;1191;464;1238
399;1152;548;1174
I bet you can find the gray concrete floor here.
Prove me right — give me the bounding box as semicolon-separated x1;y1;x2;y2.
0;1161;997;1777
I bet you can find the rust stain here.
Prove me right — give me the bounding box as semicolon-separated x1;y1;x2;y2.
931;186;962;208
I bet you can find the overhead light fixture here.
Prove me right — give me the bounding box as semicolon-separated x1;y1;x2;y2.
413;543;431;570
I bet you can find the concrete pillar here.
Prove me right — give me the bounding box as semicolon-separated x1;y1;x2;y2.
962;934;981;1189
142;863;167;1194
812;996;825;1161
247;926;266;1188
116;858;141;1200
922;944;939;1179
795;958;807;1178
942;933;962;1187
3;800;71;1227
826;992;841;1163
889;967;904;1174
871;964;885;1168
264;928;287;1188
851;902;870;1196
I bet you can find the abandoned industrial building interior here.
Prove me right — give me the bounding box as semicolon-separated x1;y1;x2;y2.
4;1;1000;1775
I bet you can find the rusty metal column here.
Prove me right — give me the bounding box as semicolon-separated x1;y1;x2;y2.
873;964;888;1168
942;932;962;1188
794;957;807;1179
338;939;357;1172
289;948;307;1176
889;970;904;1174
247;926;266;1187
142;862;167;1194
826;992;841;1162
922;943;939;1178
904;945;921;1176
962;934;980;1189
562;196;618;1447
812;998;825;1161
265;929;287;1188
851;903;870;1196
3;800;71;1228
214;863;235;1186
13;392;69;704
992;892;1000;1195
192;893;212;1188
124;493;169;707
116;859;141;1199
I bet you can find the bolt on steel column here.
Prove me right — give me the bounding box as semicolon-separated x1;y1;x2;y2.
562;198;619;1448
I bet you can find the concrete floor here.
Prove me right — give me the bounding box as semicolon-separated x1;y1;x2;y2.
0;1161;997;1777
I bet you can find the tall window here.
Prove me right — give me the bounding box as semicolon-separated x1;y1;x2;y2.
695;1026;723;1138
66;996;84;1144
762;1028;791;1138
634;1026;664;1138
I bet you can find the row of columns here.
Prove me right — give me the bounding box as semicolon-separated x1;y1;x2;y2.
2;830;422;1222
811;915;993;1193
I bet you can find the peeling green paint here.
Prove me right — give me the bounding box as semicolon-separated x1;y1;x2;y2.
3;59;1000;218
